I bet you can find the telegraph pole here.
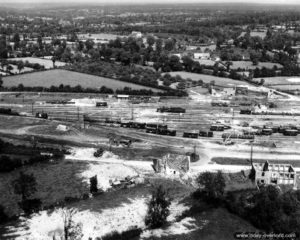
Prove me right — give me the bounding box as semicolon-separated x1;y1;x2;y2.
250;140;254;167
131;103;134;120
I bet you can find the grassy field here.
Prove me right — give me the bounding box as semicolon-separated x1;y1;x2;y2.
0;161;89;217
230;61;282;70
168;72;251;87
256;76;300;85
2;69;163;92
7;57;66;69
239;31;267;39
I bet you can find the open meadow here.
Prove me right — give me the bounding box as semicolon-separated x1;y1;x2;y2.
167;71;251;87
2;69;163;92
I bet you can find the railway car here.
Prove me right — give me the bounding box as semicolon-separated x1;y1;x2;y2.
157;129;176;136
130;122;146;129
0;108;12;114
120;122;131;128
283;129;298;136
145;124;168;133
96;102;108;107
199;131;213;137
240;109;252;114
35;112;48;119
183;132;199;138
210;124;225;131
157;107;186;113
261;128;273;135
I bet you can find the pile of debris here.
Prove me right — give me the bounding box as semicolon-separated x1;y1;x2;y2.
109;175;145;190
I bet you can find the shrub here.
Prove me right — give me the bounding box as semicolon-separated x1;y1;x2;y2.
19;198;42;215
100;227;142;240
89;175;98;194
0;205;8;223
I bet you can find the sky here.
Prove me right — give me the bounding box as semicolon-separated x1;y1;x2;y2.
0;0;300;5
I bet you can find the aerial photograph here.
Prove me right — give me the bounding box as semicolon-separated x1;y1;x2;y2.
0;0;300;239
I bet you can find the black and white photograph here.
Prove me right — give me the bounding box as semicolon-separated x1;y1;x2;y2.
0;0;300;239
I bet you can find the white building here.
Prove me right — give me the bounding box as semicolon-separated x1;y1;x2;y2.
193;52;210;60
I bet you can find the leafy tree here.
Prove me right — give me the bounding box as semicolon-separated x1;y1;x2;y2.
147;35;155;47
196;171;226;204
62;208;83;240
164;39;175;51
17;61;24;73
13;171;37;201
145;185;171;229
0;205;8;224
85;39;94;51
6;64;13;74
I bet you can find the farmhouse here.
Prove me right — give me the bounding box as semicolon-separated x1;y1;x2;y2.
253;161;298;189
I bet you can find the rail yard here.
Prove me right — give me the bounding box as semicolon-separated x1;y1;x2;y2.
1;88;300;168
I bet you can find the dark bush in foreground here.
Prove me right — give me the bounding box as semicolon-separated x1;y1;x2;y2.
19;198;42;215
0;205;8;223
145;184;171;229
99;227;142;240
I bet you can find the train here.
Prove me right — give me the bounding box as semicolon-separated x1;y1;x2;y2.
120;122;146;129
0;108;19;116
183;132;198;138
210;124;225;131
211;101;229;107
145;124;176;136
156;107;186;113
240;109;252;114
35;112;48;119
96;102;108;107
199;130;214;137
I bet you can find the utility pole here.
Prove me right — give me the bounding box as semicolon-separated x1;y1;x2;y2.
131;103;134;120
77;107;80;123
31;102;34;115
250;140;254;168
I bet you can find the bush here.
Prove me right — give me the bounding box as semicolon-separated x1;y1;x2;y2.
90;175;98;194
100;227;142;240
145;185;171;229
19;198;42;215
0;205;8;223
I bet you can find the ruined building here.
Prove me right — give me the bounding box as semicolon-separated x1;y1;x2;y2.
152;154;190;175
253;161;298;189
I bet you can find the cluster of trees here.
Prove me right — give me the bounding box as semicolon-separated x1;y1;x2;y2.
2;83;185;96
5;60;45;71
194;171;300;234
0;139;65;172
0;154;49;173
227;185;300;233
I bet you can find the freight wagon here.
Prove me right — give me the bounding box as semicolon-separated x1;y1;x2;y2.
145;124;168;133
96;102;108;107
35;112;48;119
199;131;213;137
157;107;186;113
283;129;298;136
210;124;225;131
240;109;252;114
183;132;199;138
